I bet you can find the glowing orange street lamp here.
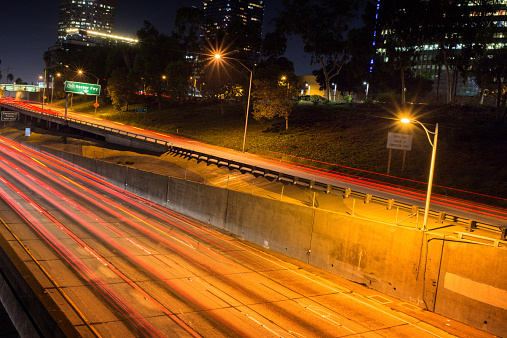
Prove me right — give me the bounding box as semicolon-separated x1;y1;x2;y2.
77;69;100;114
401;118;438;231
214;53;253;153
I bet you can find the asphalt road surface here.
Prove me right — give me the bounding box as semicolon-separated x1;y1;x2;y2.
0;109;494;337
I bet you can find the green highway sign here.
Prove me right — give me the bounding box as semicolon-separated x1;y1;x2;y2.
64;81;101;96
135;107;147;113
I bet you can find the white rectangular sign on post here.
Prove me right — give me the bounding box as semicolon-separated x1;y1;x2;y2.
1;111;18;121
387;132;412;151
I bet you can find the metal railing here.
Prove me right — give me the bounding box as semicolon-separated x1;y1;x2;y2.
2;100;505;240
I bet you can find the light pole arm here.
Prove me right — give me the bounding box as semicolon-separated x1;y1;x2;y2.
228;57;251;74
87;73;100;85
414;120;436;148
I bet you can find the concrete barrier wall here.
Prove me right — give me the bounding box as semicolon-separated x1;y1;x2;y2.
309;210;425;302
166;177;229;227
0;227;73;337
33;146;507;336
433;240;507;335
224;191;315;263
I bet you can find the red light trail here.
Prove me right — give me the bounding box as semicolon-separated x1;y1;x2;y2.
0;132;493;337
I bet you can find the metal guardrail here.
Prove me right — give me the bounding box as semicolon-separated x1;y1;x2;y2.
1;101;506;241
168;145;506;240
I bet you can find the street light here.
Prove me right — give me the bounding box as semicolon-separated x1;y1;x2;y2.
214;53;253;153
364;81;369;101
280;76;290;91
401;118;438;231
77;70;100;114
161;75;168;97
42;71;46;112
41;64;63;112
52;73;61;104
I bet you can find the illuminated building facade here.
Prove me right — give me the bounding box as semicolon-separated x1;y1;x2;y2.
47;0;135;70
374;0;507;97
57;0;116;42
53;0;135;48
203;0;264;34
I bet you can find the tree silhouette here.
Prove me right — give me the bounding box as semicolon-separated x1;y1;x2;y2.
276;0;360;100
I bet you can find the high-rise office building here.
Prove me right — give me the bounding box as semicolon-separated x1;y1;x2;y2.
47;0;134;70
374;0;507;98
203;0;265;34
57;0;117;42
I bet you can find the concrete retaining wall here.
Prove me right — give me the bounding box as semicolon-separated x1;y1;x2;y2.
309;210;425;302
0;227;75;337
166;177;229;227
224;191;315;263
432;240;507;335
34;146;507;336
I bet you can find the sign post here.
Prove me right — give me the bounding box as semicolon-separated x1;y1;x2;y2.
1;111;18;133
64;81;101;121
386;132;412;174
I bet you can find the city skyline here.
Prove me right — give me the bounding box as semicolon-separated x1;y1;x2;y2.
1;0;313;86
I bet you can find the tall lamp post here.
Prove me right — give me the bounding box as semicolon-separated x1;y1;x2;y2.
42;70;46;112
78;70;100;114
401;118;438;231
214;54;253;153
41;65;62;112
51;73;61;104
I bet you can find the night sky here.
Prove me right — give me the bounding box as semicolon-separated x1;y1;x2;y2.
1;0;314;85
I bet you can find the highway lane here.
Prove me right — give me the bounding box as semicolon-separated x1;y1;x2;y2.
1;98;506;227
0;135;480;336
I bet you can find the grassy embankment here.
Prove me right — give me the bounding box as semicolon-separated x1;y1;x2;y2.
61;96;507;207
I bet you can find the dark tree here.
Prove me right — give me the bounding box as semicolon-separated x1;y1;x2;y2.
173;7;205;53
134;21;184;110
107;67;139;111
276;0;361;100
164;60;193;102
260;31;287;60
474;47;507;120
255;57;295;82
377;0;427;105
